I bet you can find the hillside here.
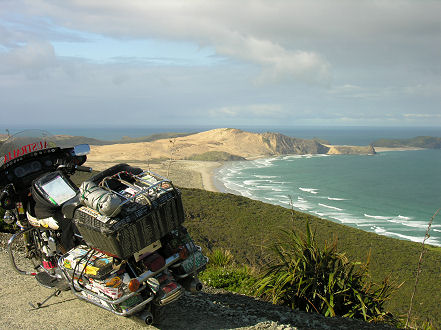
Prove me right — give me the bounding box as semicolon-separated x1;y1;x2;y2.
180;188;441;327
0;132;193;149
373;136;441;149
52;132;194;146
1;171;437;327
86;128;375;163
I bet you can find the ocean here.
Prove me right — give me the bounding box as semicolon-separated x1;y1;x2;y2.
7;125;440;246
214;126;441;246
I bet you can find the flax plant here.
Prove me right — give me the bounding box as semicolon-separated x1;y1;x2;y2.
255;223;397;323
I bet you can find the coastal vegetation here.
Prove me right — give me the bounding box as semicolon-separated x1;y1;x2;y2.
0;131;193;147
117;132;193;144
187;151;246;161
373;136;441;149
254;223;397;323
180;188;441;327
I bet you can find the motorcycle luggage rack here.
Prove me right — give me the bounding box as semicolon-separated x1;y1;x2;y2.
169;245;209;279
75;169;185;259
58;251;183;316
100;170;176;214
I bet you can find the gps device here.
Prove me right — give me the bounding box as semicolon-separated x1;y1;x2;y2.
33;171;78;207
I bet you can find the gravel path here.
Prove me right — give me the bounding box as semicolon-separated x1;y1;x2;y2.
0;233;393;330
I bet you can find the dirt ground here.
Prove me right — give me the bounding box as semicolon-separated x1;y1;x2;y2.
0;233;394;330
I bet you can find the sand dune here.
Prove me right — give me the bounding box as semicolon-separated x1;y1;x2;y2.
85;128;375;191
87;128;374;163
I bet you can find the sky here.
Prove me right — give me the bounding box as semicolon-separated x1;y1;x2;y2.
0;0;440;129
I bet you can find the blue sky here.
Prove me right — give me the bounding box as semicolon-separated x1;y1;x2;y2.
0;0;440;128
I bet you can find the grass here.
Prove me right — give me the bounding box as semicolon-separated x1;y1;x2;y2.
186;151;246;161
180;188;441;327
198;248;257;294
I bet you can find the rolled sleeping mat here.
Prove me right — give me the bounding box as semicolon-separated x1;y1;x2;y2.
79;181;122;217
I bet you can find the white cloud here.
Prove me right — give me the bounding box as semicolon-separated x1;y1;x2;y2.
404;113;441;119
0;0;440;127
215;35;330;84
0;41;57;77
3;1;440;86
210;104;285;118
404;84;441;97
12;1;335;84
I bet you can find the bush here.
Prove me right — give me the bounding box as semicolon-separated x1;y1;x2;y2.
200;266;256;293
199;249;257;294
187;151;245;161
254;223;398;323
207;249;234;267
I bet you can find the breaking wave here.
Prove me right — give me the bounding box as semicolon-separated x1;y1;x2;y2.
299;187;319;194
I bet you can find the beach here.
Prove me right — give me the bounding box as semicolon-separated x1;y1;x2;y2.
374;146;425;152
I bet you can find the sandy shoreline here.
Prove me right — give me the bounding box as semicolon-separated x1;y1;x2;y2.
374;146;425;152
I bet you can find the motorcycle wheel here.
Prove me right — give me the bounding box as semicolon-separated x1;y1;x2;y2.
150;304;165;325
25;228;45;271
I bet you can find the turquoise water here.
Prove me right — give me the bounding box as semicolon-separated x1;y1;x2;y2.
216;150;441;246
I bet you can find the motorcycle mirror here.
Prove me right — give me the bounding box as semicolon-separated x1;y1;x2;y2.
73;144;90;156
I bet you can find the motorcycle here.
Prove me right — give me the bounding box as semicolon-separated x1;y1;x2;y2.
0;130;208;325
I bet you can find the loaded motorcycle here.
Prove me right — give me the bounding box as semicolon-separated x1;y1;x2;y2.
0;130;207;325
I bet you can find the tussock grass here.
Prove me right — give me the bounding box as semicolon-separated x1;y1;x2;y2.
255;223;398;323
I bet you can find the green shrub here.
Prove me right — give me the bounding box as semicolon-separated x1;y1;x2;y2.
200;265;256;294
254;222;397;323
187;151;245;161
207;248;234;267
199;248;257;294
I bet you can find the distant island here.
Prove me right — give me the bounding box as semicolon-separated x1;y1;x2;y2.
373;136;441;149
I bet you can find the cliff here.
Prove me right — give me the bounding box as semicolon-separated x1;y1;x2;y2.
260;132;330;155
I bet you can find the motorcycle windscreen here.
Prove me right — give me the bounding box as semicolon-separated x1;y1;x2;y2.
40;174;77;206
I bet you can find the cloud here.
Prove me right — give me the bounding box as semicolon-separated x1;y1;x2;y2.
404;113;441;119
0;41;57;77
3;1;440;86
214;35;330;84
404;84;441;97
10;1;334;84
210;104;285;118
0;0;440;127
